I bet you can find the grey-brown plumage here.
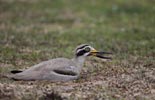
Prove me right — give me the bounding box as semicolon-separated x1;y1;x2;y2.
8;44;112;82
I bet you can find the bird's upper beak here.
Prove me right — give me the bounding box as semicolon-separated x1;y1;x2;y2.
90;49;112;59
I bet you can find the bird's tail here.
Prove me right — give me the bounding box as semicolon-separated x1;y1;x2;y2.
0;70;23;80
0;73;12;79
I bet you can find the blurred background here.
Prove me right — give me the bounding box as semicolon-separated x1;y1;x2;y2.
0;0;154;60
0;0;155;99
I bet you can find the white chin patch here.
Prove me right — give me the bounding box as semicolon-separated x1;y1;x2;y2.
84;52;90;56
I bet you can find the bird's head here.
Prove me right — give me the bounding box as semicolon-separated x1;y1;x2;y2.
75;44;112;59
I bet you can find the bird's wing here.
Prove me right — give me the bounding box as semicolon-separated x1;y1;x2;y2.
53;65;78;76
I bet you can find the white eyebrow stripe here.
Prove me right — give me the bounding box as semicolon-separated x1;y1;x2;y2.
76;44;89;50
76;49;83;54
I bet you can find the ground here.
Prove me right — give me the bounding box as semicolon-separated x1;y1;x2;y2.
0;0;155;100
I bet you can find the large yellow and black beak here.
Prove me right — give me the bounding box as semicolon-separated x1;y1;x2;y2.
90;49;112;59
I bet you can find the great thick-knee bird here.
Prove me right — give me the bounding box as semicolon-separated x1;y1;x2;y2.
8;44;112;82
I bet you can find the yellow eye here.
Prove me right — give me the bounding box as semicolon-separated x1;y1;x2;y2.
85;47;90;52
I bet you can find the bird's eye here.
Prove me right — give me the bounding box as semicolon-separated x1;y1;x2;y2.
85;47;90;52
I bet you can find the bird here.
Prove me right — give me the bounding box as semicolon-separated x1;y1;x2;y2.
7;44;112;82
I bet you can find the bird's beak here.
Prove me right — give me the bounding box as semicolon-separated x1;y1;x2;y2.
90;49;112;59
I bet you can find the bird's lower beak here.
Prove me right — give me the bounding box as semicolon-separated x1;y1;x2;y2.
90;50;112;59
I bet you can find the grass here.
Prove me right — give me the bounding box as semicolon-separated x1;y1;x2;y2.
0;0;155;99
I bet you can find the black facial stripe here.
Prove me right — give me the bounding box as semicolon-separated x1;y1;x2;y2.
76;49;88;56
76;44;89;51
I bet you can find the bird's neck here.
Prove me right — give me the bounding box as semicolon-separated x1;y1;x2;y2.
72;56;86;67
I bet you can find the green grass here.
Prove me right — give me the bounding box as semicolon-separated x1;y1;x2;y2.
0;0;155;99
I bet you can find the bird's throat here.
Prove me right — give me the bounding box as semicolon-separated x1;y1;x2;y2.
72;56;86;67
